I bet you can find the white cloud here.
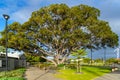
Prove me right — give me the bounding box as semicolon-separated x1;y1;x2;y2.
8;0;95;22
9;0;48;23
109;19;120;34
11;9;30;23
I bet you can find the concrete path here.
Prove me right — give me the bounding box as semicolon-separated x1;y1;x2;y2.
94;70;120;80
25;67;61;80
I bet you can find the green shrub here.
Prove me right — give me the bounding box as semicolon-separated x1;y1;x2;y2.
57;64;65;67
66;64;76;69
0;77;25;80
94;58;103;63
0;68;25;80
49;65;58;70
35;62;51;70
83;58;91;64
106;58;117;65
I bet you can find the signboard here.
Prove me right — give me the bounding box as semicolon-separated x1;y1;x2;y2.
0;60;2;67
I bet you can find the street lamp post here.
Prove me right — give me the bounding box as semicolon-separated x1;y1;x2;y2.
104;47;106;66
3;14;10;72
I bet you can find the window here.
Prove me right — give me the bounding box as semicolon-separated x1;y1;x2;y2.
0;60;6;68
2;60;6;67
0;60;2;67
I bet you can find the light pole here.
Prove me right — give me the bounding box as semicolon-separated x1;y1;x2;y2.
104;47;106;66
3;14;10;72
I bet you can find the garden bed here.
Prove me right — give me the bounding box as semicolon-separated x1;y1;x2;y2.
0;68;26;80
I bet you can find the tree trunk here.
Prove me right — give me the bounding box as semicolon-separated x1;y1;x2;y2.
41;56;58;67
60;56;67;64
41;52;68;67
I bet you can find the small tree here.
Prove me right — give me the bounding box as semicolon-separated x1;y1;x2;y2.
71;49;86;73
94;58;103;63
72;49;87;59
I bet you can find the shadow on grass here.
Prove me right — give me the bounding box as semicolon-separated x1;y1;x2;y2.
83;67;101;76
82;66;111;76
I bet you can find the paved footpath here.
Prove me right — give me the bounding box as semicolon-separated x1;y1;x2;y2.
94;70;120;80
25;67;61;80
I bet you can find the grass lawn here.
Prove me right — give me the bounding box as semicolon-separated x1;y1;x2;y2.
0;68;25;80
56;65;111;80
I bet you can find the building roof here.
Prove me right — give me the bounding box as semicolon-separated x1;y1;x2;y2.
0;51;23;59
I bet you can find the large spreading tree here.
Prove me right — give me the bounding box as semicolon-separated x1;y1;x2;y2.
0;4;118;66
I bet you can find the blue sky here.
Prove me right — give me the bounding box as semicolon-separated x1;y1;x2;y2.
0;0;120;58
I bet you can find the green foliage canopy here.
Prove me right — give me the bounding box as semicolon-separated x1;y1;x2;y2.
0;4;118;66
72;49;87;59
